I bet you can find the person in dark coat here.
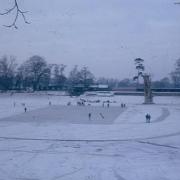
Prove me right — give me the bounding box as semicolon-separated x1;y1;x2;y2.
146;113;151;123
88;113;92;120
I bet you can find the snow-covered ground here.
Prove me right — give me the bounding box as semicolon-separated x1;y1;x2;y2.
0;93;180;180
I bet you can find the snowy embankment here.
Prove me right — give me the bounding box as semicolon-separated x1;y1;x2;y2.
0;93;180;146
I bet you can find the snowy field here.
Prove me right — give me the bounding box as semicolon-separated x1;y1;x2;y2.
0;93;180;180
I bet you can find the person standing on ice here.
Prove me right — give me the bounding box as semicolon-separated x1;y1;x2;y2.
88;113;91;120
99;113;104;119
24;107;27;113
146;113;151;123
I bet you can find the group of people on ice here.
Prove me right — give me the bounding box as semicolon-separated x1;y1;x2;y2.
121;103;126;108
76;99;113;107
13;97;152;123
102;100;110;108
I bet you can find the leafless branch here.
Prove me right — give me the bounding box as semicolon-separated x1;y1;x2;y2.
0;0;30;29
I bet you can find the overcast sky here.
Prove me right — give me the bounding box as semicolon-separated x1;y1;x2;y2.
0;0;180;80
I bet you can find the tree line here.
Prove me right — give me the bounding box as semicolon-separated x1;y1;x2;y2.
0;55;180;94
0;55;94;94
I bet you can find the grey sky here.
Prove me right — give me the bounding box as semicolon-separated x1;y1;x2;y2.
0;0;180;80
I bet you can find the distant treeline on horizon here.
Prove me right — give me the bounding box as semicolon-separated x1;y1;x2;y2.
0;55;180;94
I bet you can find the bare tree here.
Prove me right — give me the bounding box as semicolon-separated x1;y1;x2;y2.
0;56;17;90
79;67;94;88
19;55;51;91
68;65;81;86
0;0;29;29
52;64;67;89
67;66;94;95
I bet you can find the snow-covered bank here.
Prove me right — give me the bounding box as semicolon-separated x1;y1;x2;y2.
0;93;180;180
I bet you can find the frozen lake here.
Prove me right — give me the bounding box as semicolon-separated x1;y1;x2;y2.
0;93;180;180
0;105;124;124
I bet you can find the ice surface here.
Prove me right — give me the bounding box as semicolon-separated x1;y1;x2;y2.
0;93;180;180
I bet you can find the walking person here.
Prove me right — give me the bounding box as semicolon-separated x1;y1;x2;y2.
146;113;150;123
121;103;123;108
88;113;92;120
24;107;27;113
99;113;104;119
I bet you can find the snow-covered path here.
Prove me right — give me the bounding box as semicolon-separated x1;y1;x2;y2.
0;93;180;180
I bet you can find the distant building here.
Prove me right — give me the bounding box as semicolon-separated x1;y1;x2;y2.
113;87;136;92
89;84;109;91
